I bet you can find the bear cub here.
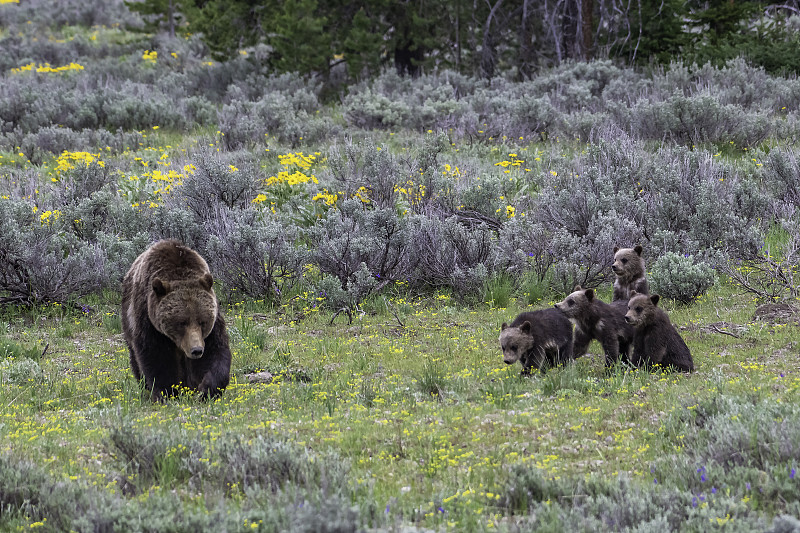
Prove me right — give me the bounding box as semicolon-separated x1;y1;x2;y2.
121;240;232;400
499;308;574;375
624;291;694;372
612;245;649;301
554;287;633;367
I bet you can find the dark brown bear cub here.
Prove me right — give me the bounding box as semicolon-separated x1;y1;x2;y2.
554;287;633;367
121;240;232;400
499;308;574;375
612;245;649;301
624;291;694;372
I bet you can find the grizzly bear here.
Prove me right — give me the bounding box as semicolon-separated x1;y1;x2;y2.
624;291;694;372
554;287;633;367
499;308;574;375
121;240;232;400
612;245;649;301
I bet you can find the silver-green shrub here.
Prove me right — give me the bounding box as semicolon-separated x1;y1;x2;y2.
411;215;496;297
309;199;417;296
649;252;716;304
0;198;109;304
206;207;307;303
218;85;336;149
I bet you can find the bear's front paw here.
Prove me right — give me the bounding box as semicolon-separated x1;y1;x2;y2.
198;375;225;399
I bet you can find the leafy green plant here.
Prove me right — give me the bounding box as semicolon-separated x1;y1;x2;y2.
650;252;716;304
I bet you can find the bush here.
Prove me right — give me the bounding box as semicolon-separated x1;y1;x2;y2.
308;199;416;306
218;85;336;149
0;358;43;385
411;215;496;298
649;252;716;304
205;207;307;303
171;151;260;219
0;199;109;304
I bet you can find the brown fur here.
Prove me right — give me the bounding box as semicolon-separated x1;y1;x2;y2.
499;309;574;375
554;287;633;367
624;291;694;372
612;245;649;301
121;240;232;400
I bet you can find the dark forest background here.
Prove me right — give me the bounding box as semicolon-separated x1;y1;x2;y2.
128;0;800;86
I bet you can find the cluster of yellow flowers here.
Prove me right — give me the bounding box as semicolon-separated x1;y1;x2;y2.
142;50;158;63
11;62;84;74
39;209;61;224
312;189;339;206
53;151;105;178
264;170;318;187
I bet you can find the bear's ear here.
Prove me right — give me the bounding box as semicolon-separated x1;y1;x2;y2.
650;294;660;306
520;321;532;334
630;290;639;297
152;278;170;296
573;284;583;292
613;246;619;253
585;288;595;301
199;273;214;290
501;322;508;331
634;245;643;256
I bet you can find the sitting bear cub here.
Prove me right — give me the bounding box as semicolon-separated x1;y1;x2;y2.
612;245;649;301
499;308;574;375
624;291;694;372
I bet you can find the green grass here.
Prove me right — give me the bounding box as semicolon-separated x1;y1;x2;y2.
0;282;798;530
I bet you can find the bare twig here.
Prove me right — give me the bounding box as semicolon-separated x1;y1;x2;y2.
383;296;406;329
329;307;353;326
709;324;740;338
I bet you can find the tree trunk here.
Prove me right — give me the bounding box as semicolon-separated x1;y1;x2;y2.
168;0;175;39
481;0;504;78
581;0;593;59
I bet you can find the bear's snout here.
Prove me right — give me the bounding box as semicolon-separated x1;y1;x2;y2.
182;327;206;359
624;315;632;323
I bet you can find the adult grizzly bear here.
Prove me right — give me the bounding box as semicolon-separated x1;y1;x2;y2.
499;308;574;375
554;287;633;367
624;291;694;372
121;240;231;400
612;245;649;301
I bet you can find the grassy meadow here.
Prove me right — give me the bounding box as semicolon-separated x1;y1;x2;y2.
1;278;799;531
2;1;800;531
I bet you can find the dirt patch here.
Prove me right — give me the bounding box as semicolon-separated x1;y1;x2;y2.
752;303;799;325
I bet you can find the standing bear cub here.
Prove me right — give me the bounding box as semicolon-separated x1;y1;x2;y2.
624;291;694;372
554;287;633;367
499;308;574;375
612;245;649;301
121;240;232;400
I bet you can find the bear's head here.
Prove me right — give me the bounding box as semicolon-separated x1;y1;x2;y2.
624;291;660;327
554;286;594;320
499;321;538;367
612;245;644;281
148;273;217;359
